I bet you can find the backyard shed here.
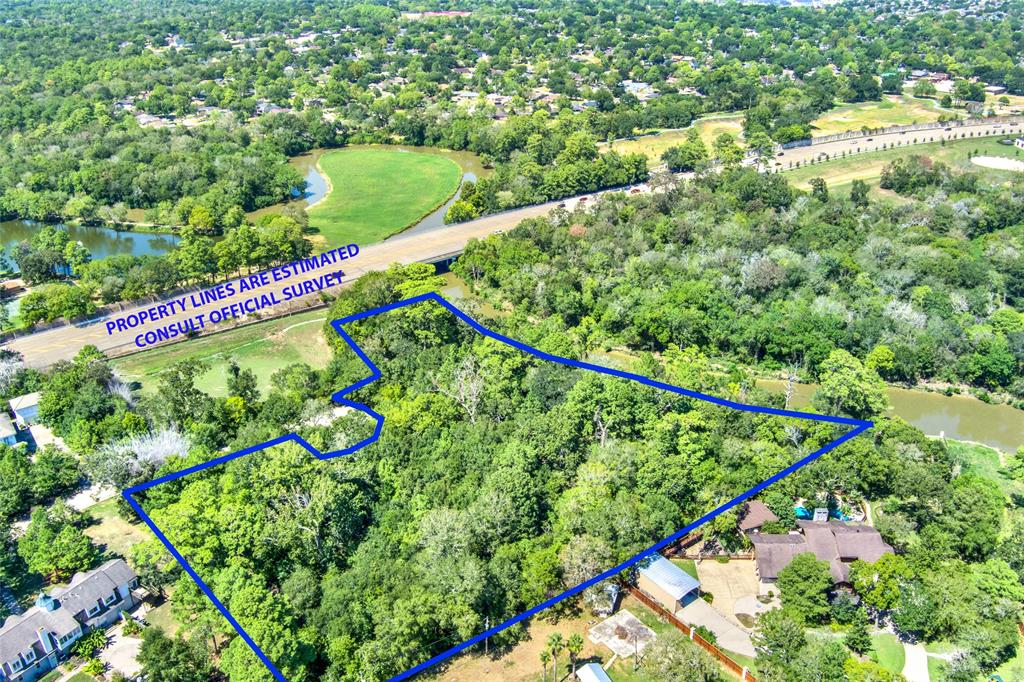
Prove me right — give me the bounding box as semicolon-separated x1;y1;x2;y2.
576;662;613;682
636;555;700;616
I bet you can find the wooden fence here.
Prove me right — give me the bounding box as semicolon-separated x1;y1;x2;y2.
627;586;757;681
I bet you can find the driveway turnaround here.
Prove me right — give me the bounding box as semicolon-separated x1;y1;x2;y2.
679;598;756;658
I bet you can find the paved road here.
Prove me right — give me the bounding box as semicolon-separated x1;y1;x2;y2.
5;118;1020;369
4;199;561;368
769;120;1022;171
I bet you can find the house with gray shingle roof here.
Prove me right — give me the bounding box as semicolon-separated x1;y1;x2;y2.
0;560;138;682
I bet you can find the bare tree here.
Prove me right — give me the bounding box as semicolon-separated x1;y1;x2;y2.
431;356;484;424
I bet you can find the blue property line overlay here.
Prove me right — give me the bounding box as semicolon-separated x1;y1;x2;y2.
123;292;873;681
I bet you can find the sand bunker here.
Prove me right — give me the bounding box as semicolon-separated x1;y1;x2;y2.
970;155;1024;172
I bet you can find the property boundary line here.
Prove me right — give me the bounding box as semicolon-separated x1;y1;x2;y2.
122;292;873;681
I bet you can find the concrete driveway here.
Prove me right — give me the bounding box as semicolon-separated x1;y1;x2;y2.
695;559;760;628
679;598;755;658
902;642;929;682
99;623;142;678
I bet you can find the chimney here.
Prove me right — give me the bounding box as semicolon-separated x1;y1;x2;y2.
36;627;54;654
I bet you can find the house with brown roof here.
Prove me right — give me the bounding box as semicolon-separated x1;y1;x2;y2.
749;520;893;592
737;500;779;533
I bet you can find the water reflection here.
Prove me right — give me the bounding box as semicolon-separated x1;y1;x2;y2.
0;220;180;270
756;379;1023;454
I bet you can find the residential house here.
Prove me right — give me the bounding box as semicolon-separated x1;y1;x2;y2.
984;85;1007;96
737;500;779;533
620;80;658;102
0;414;16;447
750;520;893;592
0;560;139;682
636;555;700;617
9;393;40;428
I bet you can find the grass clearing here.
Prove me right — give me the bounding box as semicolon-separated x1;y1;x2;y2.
113;309;331;397
145;599;181;637
870;633;905;674
83;497;152;560
308;147;461;247
947;439;1023;499
784;136;1024;192
671;558;699;579
810;95;952;136
604;115;745;163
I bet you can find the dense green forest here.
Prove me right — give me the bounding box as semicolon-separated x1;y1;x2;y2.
2;0;1022;226
3;258;1021;681
454;161;1024;398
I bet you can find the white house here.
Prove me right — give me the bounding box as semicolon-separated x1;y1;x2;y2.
8;394;39;428
0;560;139;682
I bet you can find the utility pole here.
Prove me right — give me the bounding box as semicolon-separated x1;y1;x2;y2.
484;616;489;655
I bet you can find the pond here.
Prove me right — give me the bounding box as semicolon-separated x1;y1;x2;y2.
756;379;1024;454
0;220;180;271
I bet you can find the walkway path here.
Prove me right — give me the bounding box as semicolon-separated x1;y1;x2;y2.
902;642;930;682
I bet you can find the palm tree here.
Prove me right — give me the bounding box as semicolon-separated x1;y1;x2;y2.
540;648;551;682
567;633;584;676
547;633;564;681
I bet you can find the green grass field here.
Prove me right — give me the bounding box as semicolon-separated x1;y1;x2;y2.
308;147;462;248
810;95;952;136
604;115;746;163
83;498;153;559
785;136;1024;192
947;439;1024;499
870;633;906;674
113;309;331;397
671;558;699;579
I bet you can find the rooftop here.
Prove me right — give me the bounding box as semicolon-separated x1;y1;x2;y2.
750;520;893;583
637;554;700;600
9;392;40;412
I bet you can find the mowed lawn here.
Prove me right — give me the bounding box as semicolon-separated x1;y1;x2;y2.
113;309;331;398
870;633;905;674
784;136;1024;191
947;439;1024;499
810;95;952;136
308;148;461;247
83;497;152;559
